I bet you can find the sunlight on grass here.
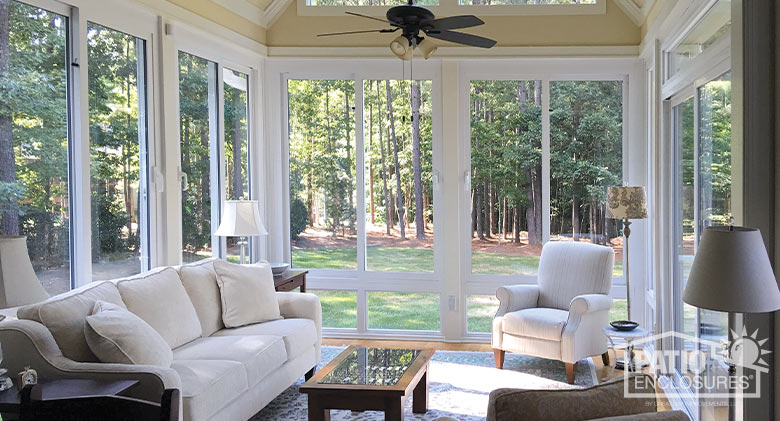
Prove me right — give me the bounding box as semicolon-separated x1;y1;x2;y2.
309;290;357;328
368;292;440;331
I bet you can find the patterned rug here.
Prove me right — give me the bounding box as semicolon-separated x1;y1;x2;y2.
251;346;597;420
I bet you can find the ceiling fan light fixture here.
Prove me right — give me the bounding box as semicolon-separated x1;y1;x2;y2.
417;38;437;59
389;36;413;60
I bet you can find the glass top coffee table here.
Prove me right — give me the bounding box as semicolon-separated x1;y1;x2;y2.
300;346;435;421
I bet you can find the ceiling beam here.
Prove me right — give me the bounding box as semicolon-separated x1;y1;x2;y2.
614;0;656;26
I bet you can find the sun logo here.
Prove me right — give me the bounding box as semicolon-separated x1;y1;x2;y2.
725;326;772;370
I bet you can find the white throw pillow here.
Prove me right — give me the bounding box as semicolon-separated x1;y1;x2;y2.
178;259;224;337
85;301;173;367
213;260;281;328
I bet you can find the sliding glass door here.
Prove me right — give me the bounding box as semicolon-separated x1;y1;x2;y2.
87;22;150;281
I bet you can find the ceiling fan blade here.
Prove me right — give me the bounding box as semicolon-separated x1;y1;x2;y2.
345;11;390;24
425;30;497;48
428;15;484;30
317;28;396;37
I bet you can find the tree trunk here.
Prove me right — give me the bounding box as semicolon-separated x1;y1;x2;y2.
513;207;520;244
377;82;391;235
471;188;476;238
386;80;405;239
232;94;243;199
572;194;581;241
199;129;210;223
411;81;425;240
0;0;19;236
368;92;375;225
503;199;509;239
344;93;354;231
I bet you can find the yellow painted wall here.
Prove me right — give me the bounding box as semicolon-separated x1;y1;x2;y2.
266;0;639;47
168;0;267;44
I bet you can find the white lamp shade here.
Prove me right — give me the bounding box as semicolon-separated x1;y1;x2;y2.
606;186;648;220
0;236;49;308
683;227;780;313
214;200;268;237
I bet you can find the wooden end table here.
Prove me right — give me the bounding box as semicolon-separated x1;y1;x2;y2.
0;379;138;415
300;346;434;421
274;269;307;292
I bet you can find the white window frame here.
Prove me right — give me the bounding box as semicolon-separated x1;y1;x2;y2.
457;58;645;340
171;23;262;263
272;59;445;340
297;0;605;17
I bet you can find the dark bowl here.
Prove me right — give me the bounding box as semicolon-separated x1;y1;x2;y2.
610;320;639;331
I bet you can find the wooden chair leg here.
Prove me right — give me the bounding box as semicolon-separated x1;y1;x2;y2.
493;349;505;369
565;362;576;384
601;352;610;366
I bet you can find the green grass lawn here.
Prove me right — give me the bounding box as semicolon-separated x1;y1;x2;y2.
293;247;623;276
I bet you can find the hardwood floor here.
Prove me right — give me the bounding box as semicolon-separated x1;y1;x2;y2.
322;338;673;411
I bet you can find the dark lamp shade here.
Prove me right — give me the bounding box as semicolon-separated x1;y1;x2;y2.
683;227;780;313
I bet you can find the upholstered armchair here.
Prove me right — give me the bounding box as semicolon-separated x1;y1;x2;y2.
492;241;615;384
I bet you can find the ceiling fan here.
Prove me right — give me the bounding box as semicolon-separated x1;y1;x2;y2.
317;0;497;60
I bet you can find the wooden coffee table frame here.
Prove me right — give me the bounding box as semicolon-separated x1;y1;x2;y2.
299;346;434;421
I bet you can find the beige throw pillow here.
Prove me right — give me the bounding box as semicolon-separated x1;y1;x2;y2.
213;260;281;328
85;301;173;367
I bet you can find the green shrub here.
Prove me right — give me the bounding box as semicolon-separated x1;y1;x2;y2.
290;198;309;240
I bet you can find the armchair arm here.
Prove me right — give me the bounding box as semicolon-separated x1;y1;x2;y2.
276;292;322;340
569;294;613;315
495;285;539;317
561;294;612;363
0;320;181;403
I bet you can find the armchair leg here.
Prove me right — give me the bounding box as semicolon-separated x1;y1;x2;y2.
493;349;505;369
565;362;576;384
601;352;610;366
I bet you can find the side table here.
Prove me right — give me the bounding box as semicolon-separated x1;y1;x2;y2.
602;325;650;376
274;269;307;292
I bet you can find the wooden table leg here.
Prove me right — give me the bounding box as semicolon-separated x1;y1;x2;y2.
307;395;330;421
412;367;428;413
300;273;306;292
384;397;404;421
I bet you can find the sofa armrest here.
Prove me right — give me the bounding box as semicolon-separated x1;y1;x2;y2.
569;294;613;315
495;285;539;317
0;320;181;403
276;292;322;340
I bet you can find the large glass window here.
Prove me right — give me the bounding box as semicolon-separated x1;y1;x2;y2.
87;23;150;281
0;1;71;295
460;0;594;4
224;68;250;263
668;0;731;78
288;79;357;270
469;80;543;275
364;80;433;272
179;52;218;263
550;80;623;278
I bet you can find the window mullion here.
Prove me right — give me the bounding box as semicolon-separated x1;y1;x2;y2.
541;78;551;244
208;64;222;259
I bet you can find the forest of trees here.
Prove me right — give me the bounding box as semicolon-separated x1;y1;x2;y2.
0;1;70;282
469;80;623;251
288;79;433;269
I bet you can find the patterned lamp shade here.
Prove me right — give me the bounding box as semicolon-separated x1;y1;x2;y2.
606;186;648;220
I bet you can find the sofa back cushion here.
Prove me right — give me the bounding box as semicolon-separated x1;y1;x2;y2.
117;267;202;349
85;300;173;367
177;258;224;337
17;281;126;362
213;260;281;328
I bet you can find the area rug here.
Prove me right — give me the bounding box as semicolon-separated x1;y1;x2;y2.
250;346;597;420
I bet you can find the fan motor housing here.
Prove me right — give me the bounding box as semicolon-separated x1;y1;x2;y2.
386;5;435;36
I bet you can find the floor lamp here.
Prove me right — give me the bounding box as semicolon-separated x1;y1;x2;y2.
606;186;648;324
215;200;268;264
683;226;780;420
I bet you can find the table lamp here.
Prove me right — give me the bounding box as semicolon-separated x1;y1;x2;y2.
0;236;49;308
607;186;648;324
215;200;268;264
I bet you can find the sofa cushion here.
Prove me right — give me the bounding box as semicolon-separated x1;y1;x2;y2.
177;258;224;337
17;281;126;362
213;260;281;328
85;301;173;367
502;308;569;342
117;268;202;349
172;335;286;386
212;318;317;360
171;359;248;421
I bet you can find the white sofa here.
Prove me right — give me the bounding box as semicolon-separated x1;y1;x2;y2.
492;241;614;384
0;258;322;421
